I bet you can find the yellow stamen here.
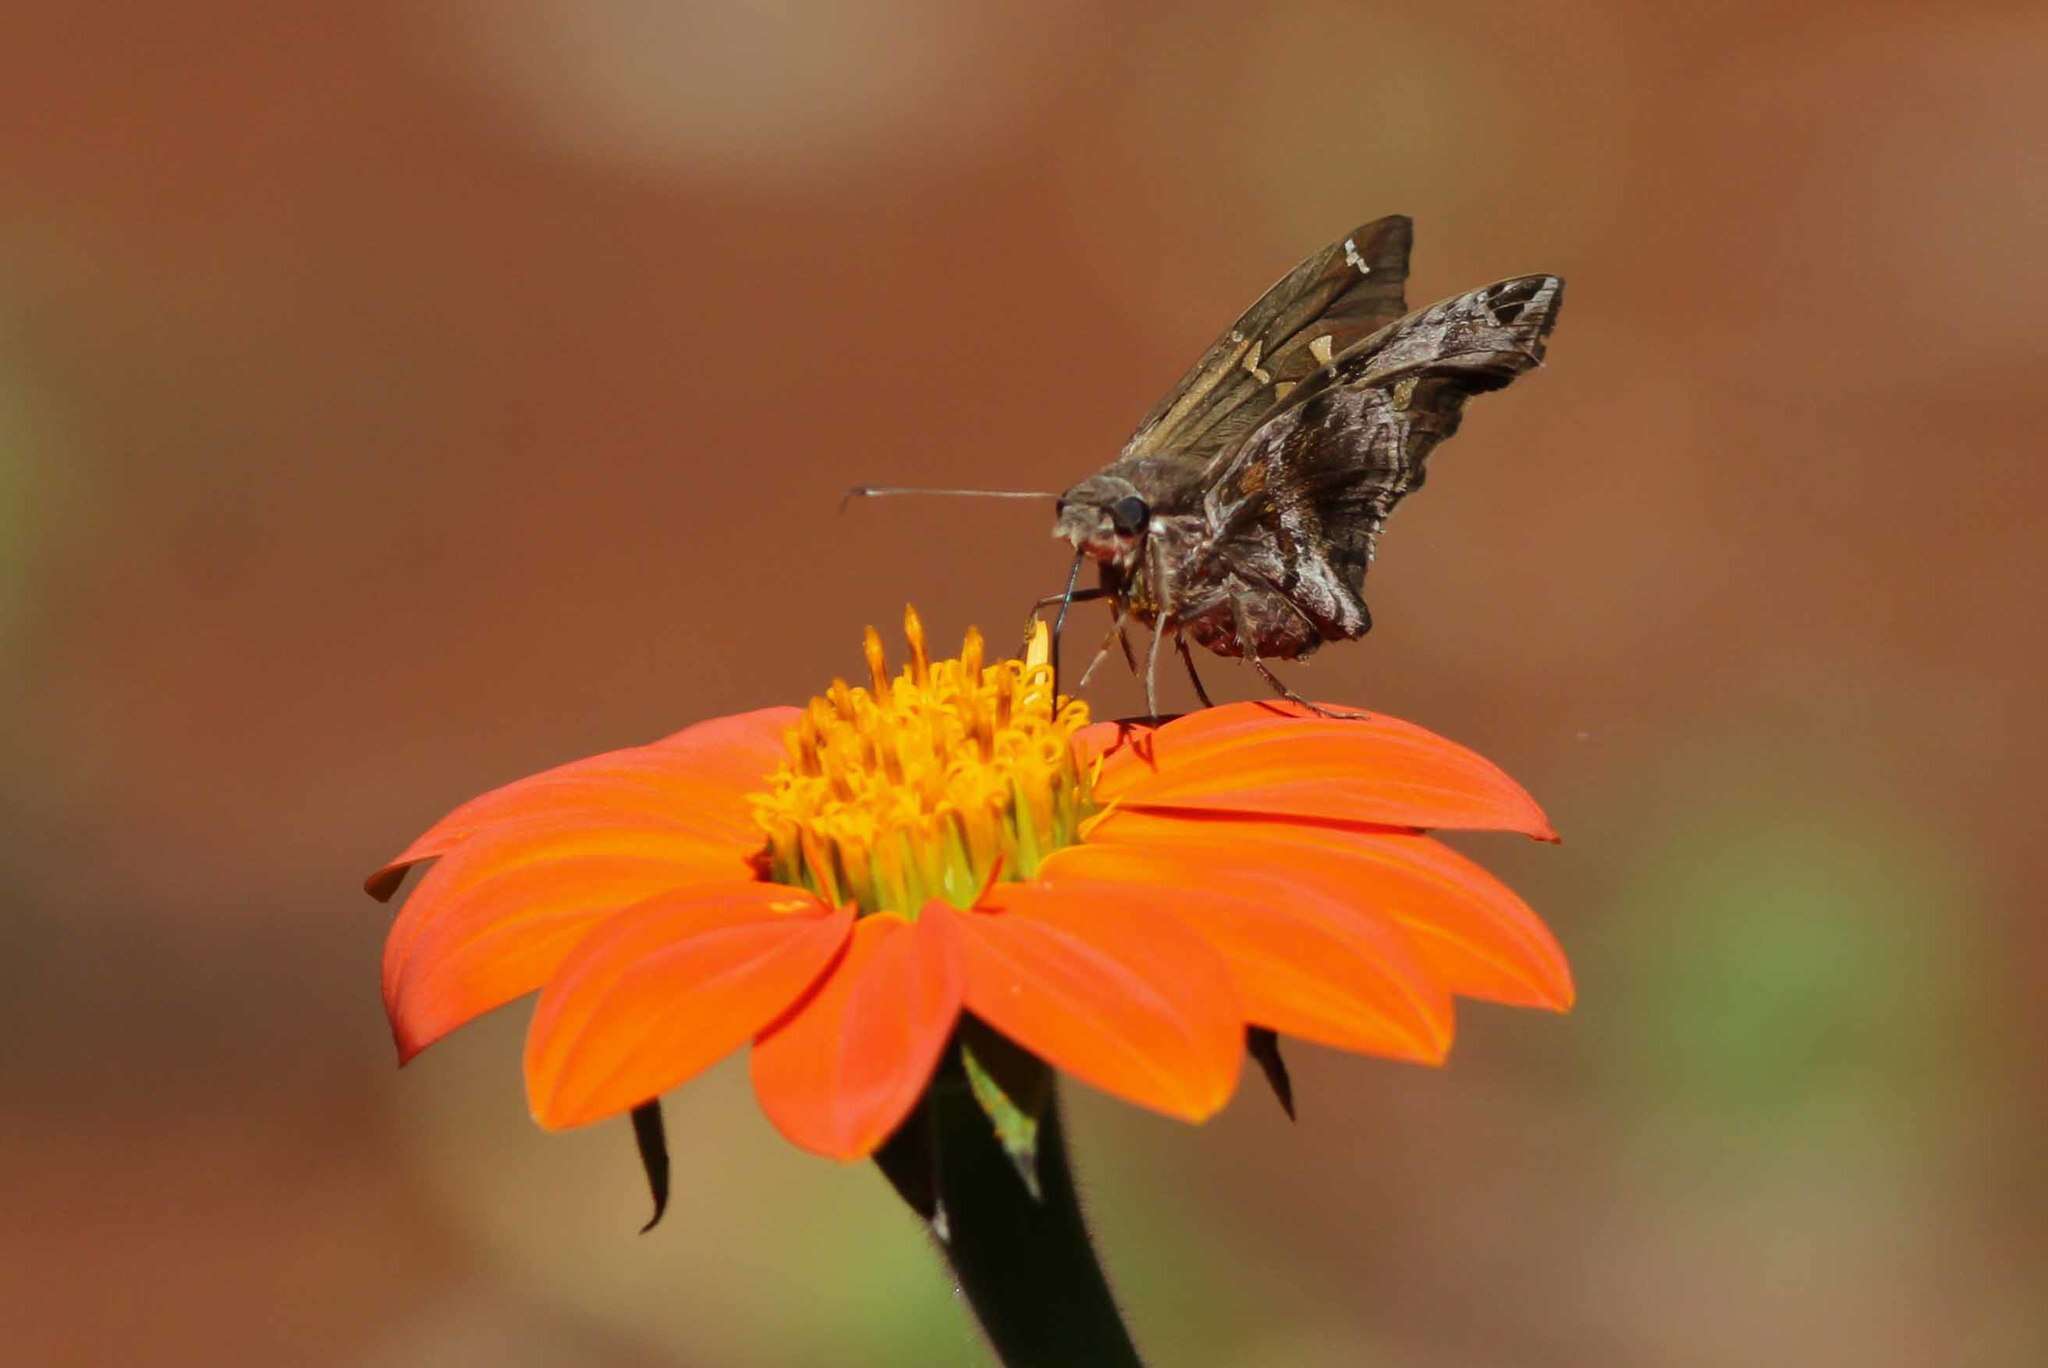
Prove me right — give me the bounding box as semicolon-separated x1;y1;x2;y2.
750;611;1094;915
904;604;930;686
862;628;889;694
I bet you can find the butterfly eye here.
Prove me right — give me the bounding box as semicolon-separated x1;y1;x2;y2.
1108;495;1150;533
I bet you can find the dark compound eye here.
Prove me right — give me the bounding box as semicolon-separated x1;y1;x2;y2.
1108;495;1150;533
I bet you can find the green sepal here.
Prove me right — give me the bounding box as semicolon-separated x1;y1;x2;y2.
959;1018;1053;1201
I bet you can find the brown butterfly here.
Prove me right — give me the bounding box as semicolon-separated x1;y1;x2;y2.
853;215;1563;714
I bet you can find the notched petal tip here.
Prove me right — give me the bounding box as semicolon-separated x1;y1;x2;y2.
524;887;851;1132
1076;813;1571;1031
365;706;798;907
1039;841;1457;1066
379;822;765;1067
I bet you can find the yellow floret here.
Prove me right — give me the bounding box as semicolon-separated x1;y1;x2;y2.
751;608;1093;915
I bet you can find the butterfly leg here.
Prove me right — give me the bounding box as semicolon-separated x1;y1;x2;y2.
1226;593;1368;720
1175;631;1217;708
1245;651;1367;719
1074;602;1130;691
1142;536;1182;717
1117;622;1139;675
1144;621;1172;717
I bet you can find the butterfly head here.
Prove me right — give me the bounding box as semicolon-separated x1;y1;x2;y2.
1054;474;1151;569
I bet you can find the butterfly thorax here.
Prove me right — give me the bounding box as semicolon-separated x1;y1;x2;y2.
1056;470;1307;660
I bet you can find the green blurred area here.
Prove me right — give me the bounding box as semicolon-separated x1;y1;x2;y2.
1609;750;1978;1122
3;3;2042;1365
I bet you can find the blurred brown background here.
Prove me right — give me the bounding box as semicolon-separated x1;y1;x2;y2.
4;3;2043;1364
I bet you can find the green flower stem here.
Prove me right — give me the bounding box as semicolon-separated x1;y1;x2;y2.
926;1077;1144;1367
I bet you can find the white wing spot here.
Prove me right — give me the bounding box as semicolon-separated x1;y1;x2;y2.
1240;340;1270;384
1273;381;1296;399
1343;238;1371;274
1309;335;1334;365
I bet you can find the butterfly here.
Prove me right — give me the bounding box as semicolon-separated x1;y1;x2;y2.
852;215;1562;714
1048;214;1563;713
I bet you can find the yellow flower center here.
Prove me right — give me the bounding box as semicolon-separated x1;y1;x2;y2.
749;607;1095;915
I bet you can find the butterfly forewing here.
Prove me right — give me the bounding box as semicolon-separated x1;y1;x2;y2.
1119;215;1413;469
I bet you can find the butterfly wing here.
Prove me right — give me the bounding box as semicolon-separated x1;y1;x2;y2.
1204;274;1565;638
1119;216;1413;470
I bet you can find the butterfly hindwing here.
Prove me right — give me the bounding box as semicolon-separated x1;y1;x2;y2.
1205;274;1565;631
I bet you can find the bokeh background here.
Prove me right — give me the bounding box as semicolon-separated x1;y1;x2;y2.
5;3;2043;1364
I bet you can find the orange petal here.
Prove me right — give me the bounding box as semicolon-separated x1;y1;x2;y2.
381;813;759;1060
930;891;1242;1122
1042;842;1453;1062
1090;810;1573;1011
365;706;796;899
647;705;801;774
1093;701;1555;840
749;912;964;1161
524;886;851;1130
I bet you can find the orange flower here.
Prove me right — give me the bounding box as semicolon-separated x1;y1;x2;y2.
367;609;1570;1160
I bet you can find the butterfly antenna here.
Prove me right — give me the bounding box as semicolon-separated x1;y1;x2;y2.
841;485;1059;514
